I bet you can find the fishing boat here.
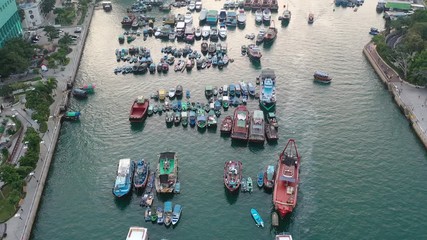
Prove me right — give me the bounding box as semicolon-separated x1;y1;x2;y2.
201;41;209;53
171;204;182;225
205;85;214;98
223;160;243;192
189;110;196;127
257;171;264;187
220;116;233;134
264;21;277;44
176;85;183;99
273;139;301;218
267;112;278;128
250;208;265;227
262;8;271;24
265;123;279;142
237;9;246;25
369;27;380;35
168;88;176;99
72;88;88;99
248;110;265;144
231;105;250;141
195;27;202;39
174;59;185;72
196;109;207;129
264;165;275;189
144;207;151;221
199;8;208;22
164;201;173;227
133;160;150;189
206;10;219;25
280;8;291;24
210;27;219;41
207;111;218;128
308;13;314;24
157;206;164;224
151;207;158;222
241;177;247;192
174;111;181;125
259;68;276;112
219;25;227;39
155;152;178;193
248;82;256;96
255;9;263;24
247;177;253;193
222;96;230;110
121;15;135;27
247;44;262;62
112;158;135;197
218;9;227;22
255;28;265;45
201;26;211;39
275;233;293;240
186;90;191;99
125;226;148;240
313;70;332;83
62;111;81;122
165;111;174;125
129;96;149;122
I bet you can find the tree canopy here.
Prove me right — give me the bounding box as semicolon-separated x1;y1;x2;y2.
41;0;56;14
0;38;35;78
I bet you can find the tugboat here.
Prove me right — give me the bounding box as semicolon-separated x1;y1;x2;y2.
112;158;135;197
129;96;149;122
273;139;301;218
133;159;150;189
155;152;179;193
264;21;277;44
224;160;242;192
231;105;250;141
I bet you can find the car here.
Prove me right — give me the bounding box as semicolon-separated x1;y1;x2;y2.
74;27;82;33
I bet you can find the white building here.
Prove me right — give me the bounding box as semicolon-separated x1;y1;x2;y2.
19;0;45;29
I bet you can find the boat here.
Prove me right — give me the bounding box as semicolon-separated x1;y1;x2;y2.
133;160;150;189
231;105;250;141
175;85;183;99
171;204;182;225
313;70;332;83
281;8;291;24
205;85;214;98
240;82;248;96
241;177;247;192
222;96;229;110
223;160;243;192
174;59;185;72
112;158;135;197
248;110;265;144
273;139;301;218
151;207;158;222
129;96;149;122
125;226;148;240
267;112;278;128
257;171;264;187
255;28;265;45
225;11;237;27
272;212;279;227
275;233;293;240
247;177;253;193
247;44;262;62
174;181;181;193
168;88;176;99
187;1;195;11
229;84;236;96
259;68;276;112
144;207;151;221
189;110;196;127
121;15;135;27
264;21;277;44
155;152;178;193
237;9;246;25
118;35;124;44
255;9;263;24
248;82;255;96
220;116;233;134
369;27;380;35
206;10;219;25
72;88;88;99
174;111;181;125
210;27;219;41
62;111;81;122
195;1;202;11
181;111;188;127
219;25;227;39
218;9;227;22
201;26;211;39
195;27;202;39
250;208;264;227
157;206;164;224
199;8;208;22
262;8;271;24
196;109;207;129
264;165;275;189
308;13;314;24
265;123;279;142
201;41;209;53
164;201;173;226
207;111;217;128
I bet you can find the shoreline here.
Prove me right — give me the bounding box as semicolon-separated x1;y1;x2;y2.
3;3;97;240
363;42;427;149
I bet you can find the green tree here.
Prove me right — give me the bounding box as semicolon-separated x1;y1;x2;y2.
58;33;74;47
41;0;56;14
0;165;20;185
0;38;34;78
43;26;59;42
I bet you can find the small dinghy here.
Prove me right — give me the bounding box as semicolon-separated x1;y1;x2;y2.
257;171;264;188
251;208;264;227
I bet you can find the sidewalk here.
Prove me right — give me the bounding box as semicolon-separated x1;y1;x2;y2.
2;2;96;240
364;43;427;148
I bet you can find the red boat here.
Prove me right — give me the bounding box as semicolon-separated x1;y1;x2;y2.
220;116;233;134
273;139;301;218
264;21;277;43
224;161;242;192
129;96;149;122
121;15;135;27
231;105;250;141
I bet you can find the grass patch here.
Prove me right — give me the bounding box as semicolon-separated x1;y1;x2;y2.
0;185;18;223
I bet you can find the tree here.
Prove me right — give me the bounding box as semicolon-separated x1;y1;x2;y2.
41;0;56;14
46;77;58;90
43;26;59;42
48;58;58;73
58;33;74;47
390;46;412;79
0;38;34;78
0;165;20;185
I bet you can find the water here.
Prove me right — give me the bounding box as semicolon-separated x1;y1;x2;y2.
31;0;427;239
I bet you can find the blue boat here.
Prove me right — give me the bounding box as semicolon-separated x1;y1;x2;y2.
257;171;264;188
174;181;181;193
259;68;276;113
229;84;236;96
250;208;264;227
186;90;191;99
164;201;173;227
206;10;218;25
240;82;248;96
112;158;135;197
157;206;164;224
189;110;196;127
248;82;255;96
214;100;221;111
133;160;150;189
172;204;182;225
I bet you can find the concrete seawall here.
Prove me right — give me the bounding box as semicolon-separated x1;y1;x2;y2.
363;43;427;149
20;4;96;240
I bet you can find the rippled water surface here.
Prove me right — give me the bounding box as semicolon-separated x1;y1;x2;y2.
31;0;427;239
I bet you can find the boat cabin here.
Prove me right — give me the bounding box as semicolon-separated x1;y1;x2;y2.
222;85;229;96
205;85;214;97
159;89;166;100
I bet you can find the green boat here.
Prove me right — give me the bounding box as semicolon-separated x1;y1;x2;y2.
222;96;229;110
181;111;188;127
196;108;207;129
182;101;188;111
151;207;158;222
118;35;124;44
147;105;154;116
155;152;178;193
127;35;136;43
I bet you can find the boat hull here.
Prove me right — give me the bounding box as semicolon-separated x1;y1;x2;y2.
259;101;276;113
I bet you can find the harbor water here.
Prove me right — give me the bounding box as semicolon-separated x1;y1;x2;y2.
31;0;427;239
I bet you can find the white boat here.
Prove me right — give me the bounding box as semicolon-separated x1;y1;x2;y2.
184;12;193;24
219;25;227;39
168;88;176;98
126;227;148;240
199;8;208;21
195;27;202;38
195;1;202;11
201;25;211;39
237;9;246;25
171;204;182;225
255;9;263;24
187;1;196;11
263;8;271;23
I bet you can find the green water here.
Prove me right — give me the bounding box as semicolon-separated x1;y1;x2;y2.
31;0;427;239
